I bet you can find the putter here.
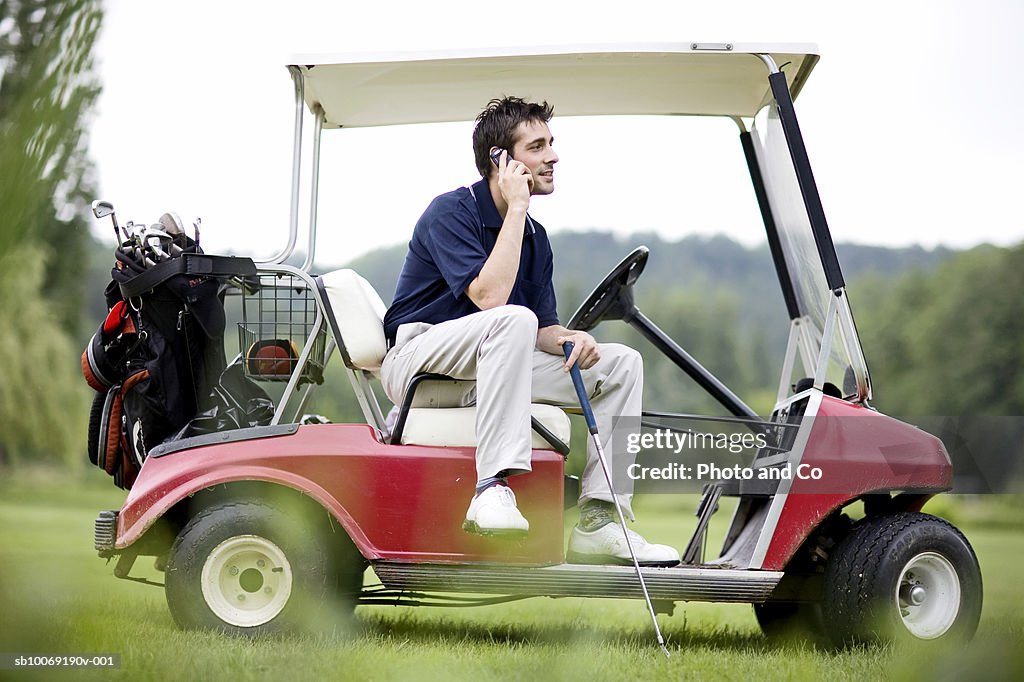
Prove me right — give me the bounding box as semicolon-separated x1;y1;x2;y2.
562;342;670;658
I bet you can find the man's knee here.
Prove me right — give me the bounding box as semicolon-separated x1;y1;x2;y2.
602;343;643;371
485;304;539;337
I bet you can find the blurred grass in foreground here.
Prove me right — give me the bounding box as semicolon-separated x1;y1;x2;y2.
0;468;1022;681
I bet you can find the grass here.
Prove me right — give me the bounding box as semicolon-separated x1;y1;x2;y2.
1;468;1023;681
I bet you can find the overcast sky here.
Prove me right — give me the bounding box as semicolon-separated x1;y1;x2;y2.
90;0;1024;265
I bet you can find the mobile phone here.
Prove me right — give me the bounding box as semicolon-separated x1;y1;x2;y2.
489;147;512;168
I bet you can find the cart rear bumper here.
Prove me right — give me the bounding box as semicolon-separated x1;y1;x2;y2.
95;510;118;558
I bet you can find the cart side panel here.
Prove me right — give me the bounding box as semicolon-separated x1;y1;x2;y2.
117;424;565;565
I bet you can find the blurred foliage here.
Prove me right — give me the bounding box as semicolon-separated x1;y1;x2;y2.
855;243;1024;416
0;244;84;465
1;0;102;332
0;0;102;464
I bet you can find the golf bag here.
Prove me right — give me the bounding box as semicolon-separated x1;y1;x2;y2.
83;237;254;489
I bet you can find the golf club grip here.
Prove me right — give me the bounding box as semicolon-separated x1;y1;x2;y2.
562;342;598;433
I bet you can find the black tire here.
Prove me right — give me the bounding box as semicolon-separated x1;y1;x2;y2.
165;500;361;636
823;512;982;647
754;600;825;644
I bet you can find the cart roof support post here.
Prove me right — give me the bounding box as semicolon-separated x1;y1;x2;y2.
301;105;324;272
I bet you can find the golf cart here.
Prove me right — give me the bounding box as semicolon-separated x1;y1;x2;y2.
93;43;982;647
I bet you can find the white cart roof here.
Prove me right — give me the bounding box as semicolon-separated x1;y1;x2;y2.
290;43;819;129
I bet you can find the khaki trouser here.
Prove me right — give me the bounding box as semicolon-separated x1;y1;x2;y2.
380;305;642;520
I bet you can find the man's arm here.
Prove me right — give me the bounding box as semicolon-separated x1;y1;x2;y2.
465;153;533;310
537;325;600;371
465;205;526;309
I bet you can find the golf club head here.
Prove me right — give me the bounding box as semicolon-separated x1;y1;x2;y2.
144;226;174;243
93;199;124;242
91;200;114;220
157;212;186;237
146;238;171;261
126;222;147;243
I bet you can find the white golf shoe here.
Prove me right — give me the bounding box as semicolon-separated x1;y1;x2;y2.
567;522;680;567
462;484;529;537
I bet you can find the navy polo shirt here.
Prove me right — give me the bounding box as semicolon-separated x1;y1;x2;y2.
383;178;559;344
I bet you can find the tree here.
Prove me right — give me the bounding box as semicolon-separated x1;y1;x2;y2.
0;0;103;464
857;244;1024;416
1;0;102;331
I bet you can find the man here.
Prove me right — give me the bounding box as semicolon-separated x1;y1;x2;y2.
381;97;678;566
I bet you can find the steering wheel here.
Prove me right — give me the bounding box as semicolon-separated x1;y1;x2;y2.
567;246;649;331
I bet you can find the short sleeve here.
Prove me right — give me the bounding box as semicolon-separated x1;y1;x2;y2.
421;206;488;300
534;245;558;327
535;279;559;328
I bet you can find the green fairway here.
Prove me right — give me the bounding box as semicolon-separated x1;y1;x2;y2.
1;469;1022;681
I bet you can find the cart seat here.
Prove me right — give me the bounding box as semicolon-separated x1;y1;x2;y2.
398;404;570;448
317;269;570;450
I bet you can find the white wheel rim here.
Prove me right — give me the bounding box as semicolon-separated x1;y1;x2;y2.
896;551;961;639
200;535;293;628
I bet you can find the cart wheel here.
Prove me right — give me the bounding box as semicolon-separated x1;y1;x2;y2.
753;600;825;643
823;512;982;646
165;500;358;635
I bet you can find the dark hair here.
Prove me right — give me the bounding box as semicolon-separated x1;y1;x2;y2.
472;96;554;178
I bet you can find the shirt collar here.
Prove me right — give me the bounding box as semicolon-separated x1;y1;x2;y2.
470;178;536;235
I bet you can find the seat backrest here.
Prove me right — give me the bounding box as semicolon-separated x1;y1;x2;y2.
318;269;388;371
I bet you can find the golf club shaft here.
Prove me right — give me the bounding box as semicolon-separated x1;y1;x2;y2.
562;342;670;658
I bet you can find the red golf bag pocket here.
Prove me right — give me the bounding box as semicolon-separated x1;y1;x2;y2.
88;369;151;490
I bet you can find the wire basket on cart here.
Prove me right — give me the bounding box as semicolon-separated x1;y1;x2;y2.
236;271;328;384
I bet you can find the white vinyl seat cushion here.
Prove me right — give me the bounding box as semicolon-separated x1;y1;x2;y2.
400;403;571;450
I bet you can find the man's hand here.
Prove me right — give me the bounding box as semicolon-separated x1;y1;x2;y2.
557;330;600;372
497;150;533;212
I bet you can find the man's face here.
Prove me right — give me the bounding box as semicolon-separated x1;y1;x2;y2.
510;119;558;196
